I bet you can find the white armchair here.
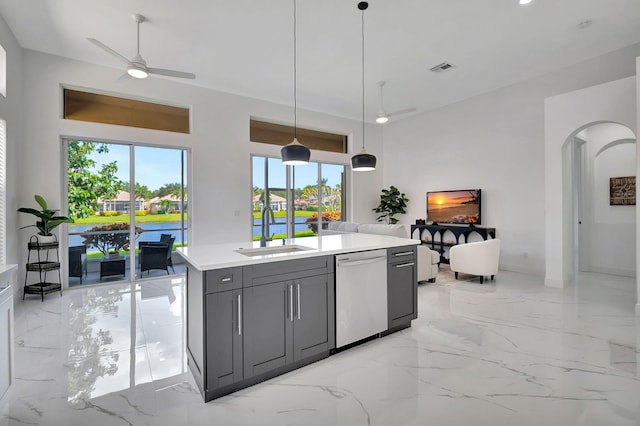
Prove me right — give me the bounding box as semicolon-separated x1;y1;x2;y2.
417;245;440;283
449;239;500;284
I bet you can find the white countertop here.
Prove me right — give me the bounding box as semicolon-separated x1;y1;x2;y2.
177;233;419;271
0;264;17;276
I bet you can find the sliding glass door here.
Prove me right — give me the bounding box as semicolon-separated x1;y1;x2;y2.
65;139;188;286
252;156;346;240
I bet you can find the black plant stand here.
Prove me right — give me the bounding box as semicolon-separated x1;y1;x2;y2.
24;235;62;302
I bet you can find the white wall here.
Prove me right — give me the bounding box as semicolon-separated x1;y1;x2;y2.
0;14;24;299
384;43;640;277
15;50;382;285
578;123;636;276
545;77;637;288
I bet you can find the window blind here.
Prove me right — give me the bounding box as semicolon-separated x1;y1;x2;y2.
0;119;6;264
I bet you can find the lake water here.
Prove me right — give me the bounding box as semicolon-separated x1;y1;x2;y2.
68;218;313;248
252;217;310;237
69;222;187;248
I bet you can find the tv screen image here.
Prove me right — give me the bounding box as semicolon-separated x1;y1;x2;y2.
427;189;481;224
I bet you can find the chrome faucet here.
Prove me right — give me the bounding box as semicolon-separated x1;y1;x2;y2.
260;205;276;247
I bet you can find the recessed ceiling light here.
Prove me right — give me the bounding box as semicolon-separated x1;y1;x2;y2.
519;0;533;4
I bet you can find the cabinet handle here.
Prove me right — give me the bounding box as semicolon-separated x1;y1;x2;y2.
221;277;232;282
296;282;301;320
394;251;414;257
395;262;415;268
237;294;242;335
289;284;294;322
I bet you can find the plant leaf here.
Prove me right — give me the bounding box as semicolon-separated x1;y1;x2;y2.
34;194;48;210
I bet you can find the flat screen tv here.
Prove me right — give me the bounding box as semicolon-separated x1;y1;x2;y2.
426;189;481;225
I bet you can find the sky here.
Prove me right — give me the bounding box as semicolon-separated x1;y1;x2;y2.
252;157;344;190
88;143;342;192
89;144;185;191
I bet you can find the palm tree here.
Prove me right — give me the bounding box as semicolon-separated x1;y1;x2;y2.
301;185;318;209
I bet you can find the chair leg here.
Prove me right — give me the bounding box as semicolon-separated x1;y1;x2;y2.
479;276;484;284
491;275;495;281
454;272;458;280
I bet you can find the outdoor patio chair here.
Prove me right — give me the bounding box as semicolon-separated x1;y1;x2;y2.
139;237;176;275
68;245;87;284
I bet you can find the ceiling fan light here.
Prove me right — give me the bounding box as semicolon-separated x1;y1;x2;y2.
281;137;310;165
376;114;389;124
351;149;377;171
127;65;148;79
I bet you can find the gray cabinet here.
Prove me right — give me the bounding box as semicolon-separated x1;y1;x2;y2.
205;289;243;389
243;257;334;379
387;246;418;329
242;281;291;378
187;256;334;402
292;274;332;361
185;264;244;401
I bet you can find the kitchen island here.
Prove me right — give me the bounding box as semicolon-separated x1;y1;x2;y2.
177;233;419;402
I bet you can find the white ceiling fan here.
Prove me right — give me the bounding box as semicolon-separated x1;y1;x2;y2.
375;81;416;124
88;13;196;81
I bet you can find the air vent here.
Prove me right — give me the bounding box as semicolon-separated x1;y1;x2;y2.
429;62;454;73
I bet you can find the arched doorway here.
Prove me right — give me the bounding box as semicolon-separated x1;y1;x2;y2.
544;75;636;294
561;122;636;284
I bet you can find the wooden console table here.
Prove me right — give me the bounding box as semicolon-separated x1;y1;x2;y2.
411;224;496;264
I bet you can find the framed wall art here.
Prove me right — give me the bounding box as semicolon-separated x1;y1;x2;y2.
610;176;635;205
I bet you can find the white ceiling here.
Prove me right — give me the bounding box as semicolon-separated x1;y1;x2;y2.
1;0;640;122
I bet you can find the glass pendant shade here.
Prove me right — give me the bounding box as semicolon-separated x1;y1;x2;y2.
351;149;376;171
281;137;310;165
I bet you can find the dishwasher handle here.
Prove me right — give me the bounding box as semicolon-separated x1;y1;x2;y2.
336;256;387;268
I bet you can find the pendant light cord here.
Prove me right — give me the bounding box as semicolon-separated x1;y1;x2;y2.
361;4;365;151
293;0;297;139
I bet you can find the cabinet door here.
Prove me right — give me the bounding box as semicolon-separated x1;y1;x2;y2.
387;260;417;328
243;281;293;378
0;295;13;399
205;289;243;390
293;274;332;361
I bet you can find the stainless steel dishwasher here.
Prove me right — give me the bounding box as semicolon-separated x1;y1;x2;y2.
335;249;388;348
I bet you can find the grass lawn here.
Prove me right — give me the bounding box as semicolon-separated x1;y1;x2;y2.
74;213;186;225
252;230;316;241
252;210;317;219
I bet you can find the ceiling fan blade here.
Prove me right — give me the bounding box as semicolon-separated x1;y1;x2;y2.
116;73;132;84
148;67;196;79
87;38;130;64
387;107;417;118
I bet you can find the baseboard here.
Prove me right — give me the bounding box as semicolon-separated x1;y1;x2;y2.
589;266;635;278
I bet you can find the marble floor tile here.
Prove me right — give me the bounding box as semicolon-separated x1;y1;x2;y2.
2;270;640;425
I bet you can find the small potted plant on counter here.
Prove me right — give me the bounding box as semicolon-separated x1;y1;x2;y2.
18;194;73;243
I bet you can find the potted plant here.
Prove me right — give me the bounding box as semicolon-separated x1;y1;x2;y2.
373;185;409;224
18;194;73;243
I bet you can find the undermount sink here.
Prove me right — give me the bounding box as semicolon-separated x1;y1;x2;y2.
234;244;314;257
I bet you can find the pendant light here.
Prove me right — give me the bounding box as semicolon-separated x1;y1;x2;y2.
351;1;376;171
281;0;311;166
